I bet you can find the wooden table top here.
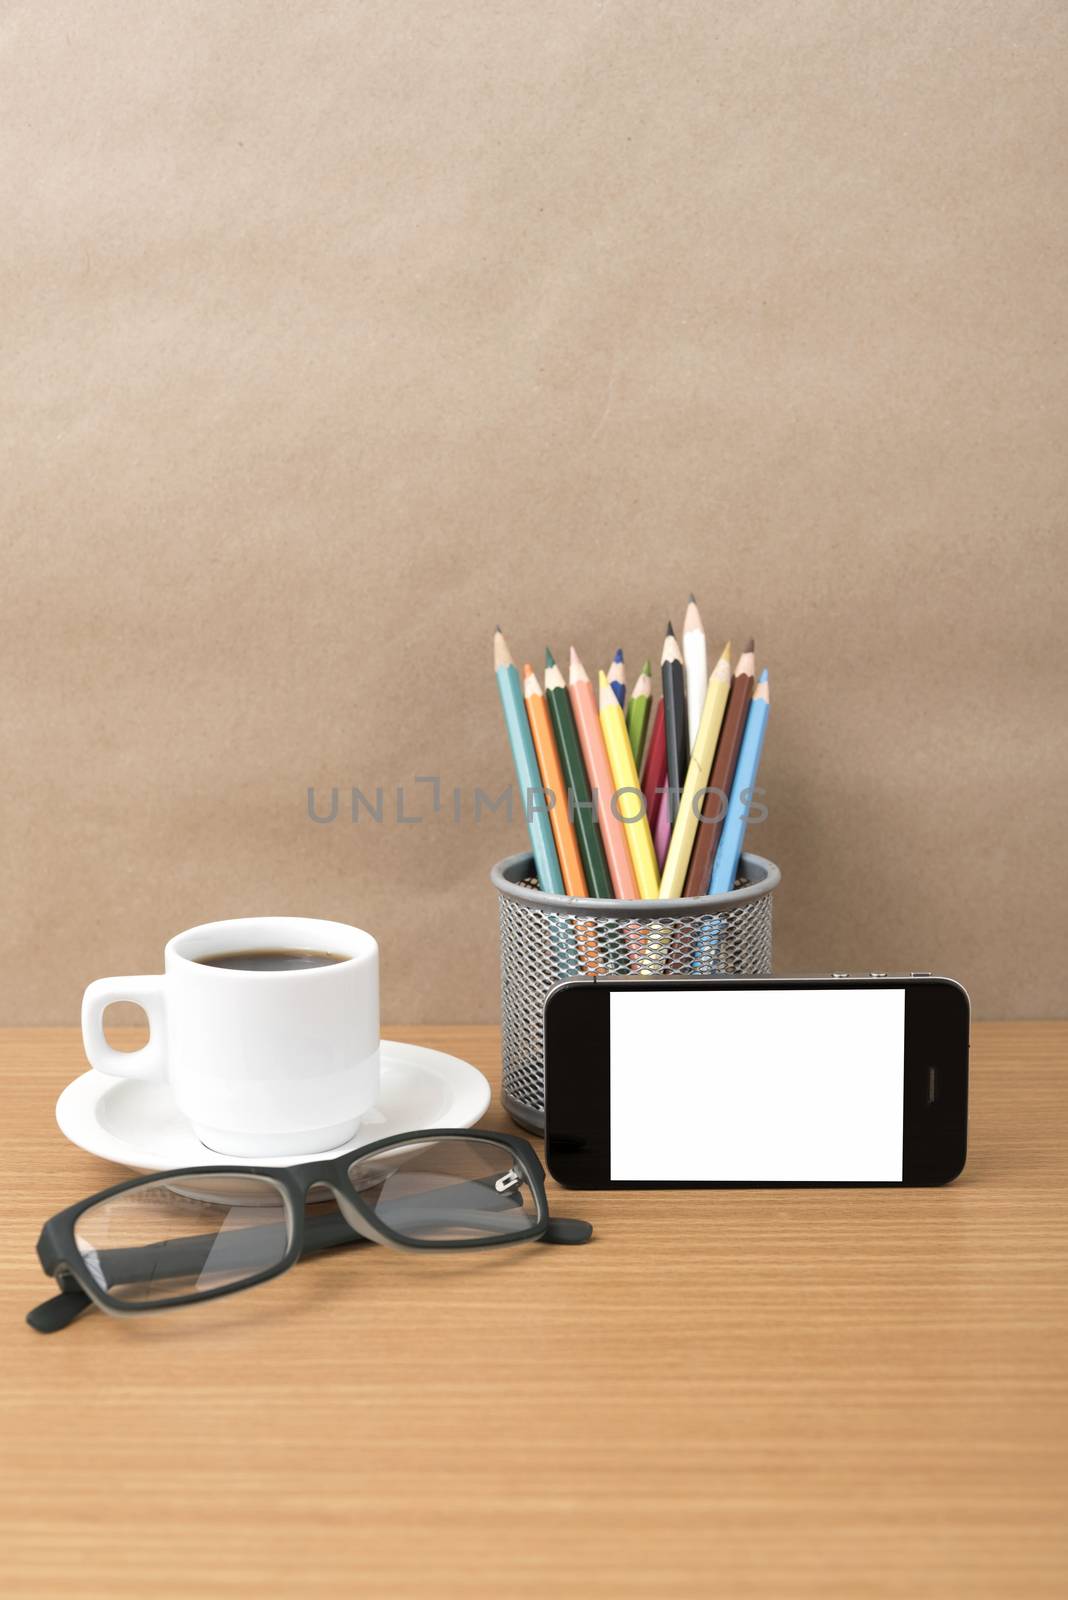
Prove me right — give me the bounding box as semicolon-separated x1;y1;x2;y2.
1;1022;1066;1599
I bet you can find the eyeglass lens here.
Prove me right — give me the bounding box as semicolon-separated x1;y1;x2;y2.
346;1136;540;1244
72;1174;291;1306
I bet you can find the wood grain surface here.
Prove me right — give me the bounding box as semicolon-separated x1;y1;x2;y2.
1;1023;1066;1599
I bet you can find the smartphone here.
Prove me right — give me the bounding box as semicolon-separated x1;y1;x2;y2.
544;974;969;1188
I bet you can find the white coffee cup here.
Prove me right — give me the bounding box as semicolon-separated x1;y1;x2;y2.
81;916;380;1157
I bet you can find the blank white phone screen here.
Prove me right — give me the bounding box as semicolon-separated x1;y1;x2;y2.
609;988;905;1181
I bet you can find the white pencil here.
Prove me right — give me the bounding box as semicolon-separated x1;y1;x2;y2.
682;595;707;754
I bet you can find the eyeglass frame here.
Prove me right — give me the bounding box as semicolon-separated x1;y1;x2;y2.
33;1127;580;1325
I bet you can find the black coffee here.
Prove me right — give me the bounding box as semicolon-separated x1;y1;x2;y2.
196;949;349;972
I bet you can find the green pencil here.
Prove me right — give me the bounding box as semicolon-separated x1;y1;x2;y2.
544;648;613;898
626;659;653;769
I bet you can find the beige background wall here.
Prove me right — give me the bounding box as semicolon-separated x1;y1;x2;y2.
2;1;1065;1024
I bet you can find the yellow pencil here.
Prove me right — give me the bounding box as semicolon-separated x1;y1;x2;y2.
598;671;660;899
659;642;732;898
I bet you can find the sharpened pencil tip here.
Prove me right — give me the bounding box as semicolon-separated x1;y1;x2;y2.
758;668;768;682
492;628;514;672
545;647;555;668
612;647;624;663
744;637;755;654
569;645;590;685
666;620;675;637
689;592;696;603
641;658;651;675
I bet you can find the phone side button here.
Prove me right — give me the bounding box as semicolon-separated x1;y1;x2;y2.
831;972;850;978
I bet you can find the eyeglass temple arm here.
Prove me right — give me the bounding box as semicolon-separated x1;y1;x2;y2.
83;1174;529;1277
28;1177;591;1331
26;1287;93;1333
542;1217;593;1244
25;1210;369;1335
71;1197;593;1285
27;1210;592;1334
72;1186;583;1286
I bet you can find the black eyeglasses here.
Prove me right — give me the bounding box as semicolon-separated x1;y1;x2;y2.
28;1128;592;1333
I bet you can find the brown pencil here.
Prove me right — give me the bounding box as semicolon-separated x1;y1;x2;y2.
682;639;755;896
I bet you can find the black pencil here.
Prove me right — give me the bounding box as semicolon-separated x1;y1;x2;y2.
660;622;687;828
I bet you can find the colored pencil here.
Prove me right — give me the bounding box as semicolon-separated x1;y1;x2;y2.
709;670;770;894
661;623;687;828
544;649;613;899
523;663;588;897
607;647;626;708
626;659;652;767
568;648;640;899
643;696;669;867
683;640;755;896
493;630;564;894
641;696;666;811
598;672;660;899
682;595;707;754
653;782;672;868
658;642;732;897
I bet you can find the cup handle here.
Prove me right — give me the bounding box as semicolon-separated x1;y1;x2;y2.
81;976;168;1082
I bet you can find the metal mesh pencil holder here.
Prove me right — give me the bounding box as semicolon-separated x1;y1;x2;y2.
491;850;780;1133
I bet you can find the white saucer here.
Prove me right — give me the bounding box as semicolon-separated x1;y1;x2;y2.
56;1039;492;1173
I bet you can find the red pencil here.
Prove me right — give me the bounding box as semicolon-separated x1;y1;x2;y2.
641;697;667;836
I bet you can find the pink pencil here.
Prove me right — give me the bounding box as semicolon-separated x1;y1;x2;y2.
653;785;672;869
568;648;640;899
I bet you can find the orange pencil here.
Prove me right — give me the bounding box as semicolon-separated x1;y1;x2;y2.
567;648;640;899
522;664;588;897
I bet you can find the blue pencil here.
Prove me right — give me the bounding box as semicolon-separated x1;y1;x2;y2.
708;670;770;894
493;628;565;893
607;647;626;708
